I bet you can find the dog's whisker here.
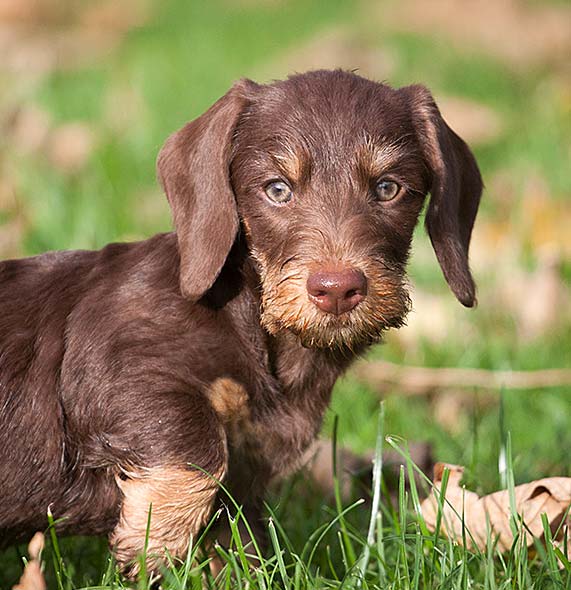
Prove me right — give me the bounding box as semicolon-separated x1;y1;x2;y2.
274;273;303;288
279;255;300;273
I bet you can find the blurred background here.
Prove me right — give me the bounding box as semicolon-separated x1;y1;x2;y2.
0;0;570;497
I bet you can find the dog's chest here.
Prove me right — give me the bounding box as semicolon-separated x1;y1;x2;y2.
207;342;345;479
206;377;316;476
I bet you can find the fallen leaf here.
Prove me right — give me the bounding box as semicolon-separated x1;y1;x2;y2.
420;463;571;559
12;532;46;590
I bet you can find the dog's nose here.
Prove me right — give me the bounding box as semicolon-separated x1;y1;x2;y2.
306;269;367;315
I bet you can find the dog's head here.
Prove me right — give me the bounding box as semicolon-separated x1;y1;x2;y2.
158;70;482;349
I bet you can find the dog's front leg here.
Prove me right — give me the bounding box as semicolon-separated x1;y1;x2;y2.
104;391;228;578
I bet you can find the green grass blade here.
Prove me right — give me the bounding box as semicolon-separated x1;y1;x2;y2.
354;402;385;588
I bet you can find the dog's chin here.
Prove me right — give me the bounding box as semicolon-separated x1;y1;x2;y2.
262;307;406;352
294;324;385;351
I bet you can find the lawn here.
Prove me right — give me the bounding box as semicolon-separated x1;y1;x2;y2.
0;0;569;587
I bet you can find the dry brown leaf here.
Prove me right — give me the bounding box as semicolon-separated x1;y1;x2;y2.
420;463;571;557
12;532;46;590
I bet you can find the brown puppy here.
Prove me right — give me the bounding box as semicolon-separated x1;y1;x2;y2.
0;70;482;574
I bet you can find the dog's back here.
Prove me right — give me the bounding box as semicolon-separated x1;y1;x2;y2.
0;249;91;538
0;235;186;541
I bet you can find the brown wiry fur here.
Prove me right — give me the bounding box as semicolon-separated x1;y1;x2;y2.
0;70;482;576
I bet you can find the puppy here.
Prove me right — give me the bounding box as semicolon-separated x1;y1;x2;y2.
0;69;482;574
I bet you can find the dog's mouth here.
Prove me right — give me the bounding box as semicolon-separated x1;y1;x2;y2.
259;265;411;350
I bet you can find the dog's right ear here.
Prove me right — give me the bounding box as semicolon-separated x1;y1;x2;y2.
157;79;258;301
402;84;483;307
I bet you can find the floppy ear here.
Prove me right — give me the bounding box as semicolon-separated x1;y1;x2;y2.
157;80;256;301
403;85;483;307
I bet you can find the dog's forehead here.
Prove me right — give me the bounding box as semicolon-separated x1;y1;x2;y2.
249;71;412;143
230;73;423;190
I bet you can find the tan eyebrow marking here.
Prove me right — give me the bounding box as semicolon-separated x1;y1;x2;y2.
271;144;310;184
357;135;409;177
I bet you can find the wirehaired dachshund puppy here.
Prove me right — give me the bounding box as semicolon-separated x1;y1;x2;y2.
0;70;482;574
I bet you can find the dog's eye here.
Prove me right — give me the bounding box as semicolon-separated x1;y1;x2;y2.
264;180;293;204
375;180;401;201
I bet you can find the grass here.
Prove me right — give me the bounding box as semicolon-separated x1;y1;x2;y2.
2;412;569;588
1;0;570;587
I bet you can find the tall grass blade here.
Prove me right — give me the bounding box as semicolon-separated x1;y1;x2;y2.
332;414;357;567
268;517;289;586
354;402;385;588
46;507;67;590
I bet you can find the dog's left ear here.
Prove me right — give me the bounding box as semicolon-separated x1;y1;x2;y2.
402;85;483;307
158;79;258;301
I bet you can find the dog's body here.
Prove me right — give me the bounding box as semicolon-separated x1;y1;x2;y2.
0;70;482;573
0;232;345;563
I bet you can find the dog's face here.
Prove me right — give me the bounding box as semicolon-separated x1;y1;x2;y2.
158;70;482;350
230;75;427;348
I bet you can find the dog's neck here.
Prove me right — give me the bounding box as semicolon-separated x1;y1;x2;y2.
237;254;358;397
269;332;355;398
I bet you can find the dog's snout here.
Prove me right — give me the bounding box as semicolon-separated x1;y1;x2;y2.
306;269;367;315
